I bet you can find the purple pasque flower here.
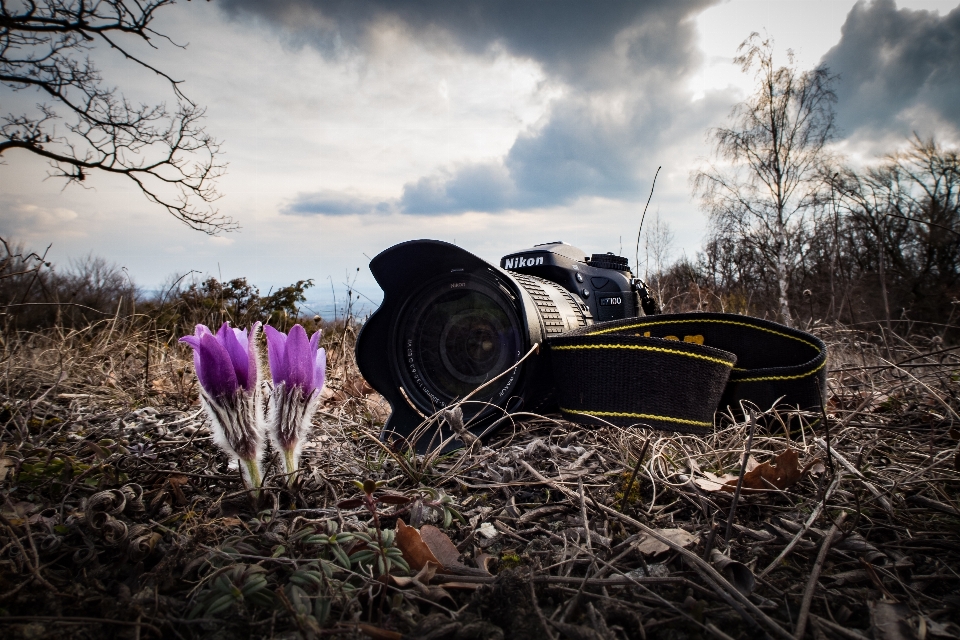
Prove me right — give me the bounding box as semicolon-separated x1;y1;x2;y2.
180;322;265;491
264;324;326;483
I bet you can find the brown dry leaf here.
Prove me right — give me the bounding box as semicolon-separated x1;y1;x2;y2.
389;562;456;603
635;529;698;555
319;386;336;403
391;561;440;588
0;457;16;484
168;475;188;505
396;520;491;577
869;601;912;640
396;519;442;571
476;553;496;573
151;377;175;393
343;376;374;398
721;449;818;493
693;470;738;492
168;474;189;487
365;393;391;424
693;456;759;492
421;525;463;568
357;623;403;640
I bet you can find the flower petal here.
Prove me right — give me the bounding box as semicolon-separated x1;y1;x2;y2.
283;324;314;393
197;332;239;398
264;325;288;385
235;327;248;351
179;335;204;382
217;322;249;390
310;329;321;353
314;347;326;392
246;322;261;392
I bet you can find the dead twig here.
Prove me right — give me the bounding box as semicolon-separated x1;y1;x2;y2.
794;512;847;640
724;409;757;547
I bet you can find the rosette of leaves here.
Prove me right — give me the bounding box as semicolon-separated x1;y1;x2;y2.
284;562;333;629
188;563;274;618
350;527;410;576
291;519;354;576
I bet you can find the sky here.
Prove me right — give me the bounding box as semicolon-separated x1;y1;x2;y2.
2;0;960;316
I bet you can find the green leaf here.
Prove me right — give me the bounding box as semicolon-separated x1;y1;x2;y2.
333;545;351;569
351;550;375;565
240;577;267;597
391;555;410;573
289;570;323;589
247;591;274;608
188;601;206;620
314;597;331;626
319;559;334;578
205;593;237;616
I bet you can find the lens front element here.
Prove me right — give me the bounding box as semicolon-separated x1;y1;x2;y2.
399;275;522;408
438;306;511;385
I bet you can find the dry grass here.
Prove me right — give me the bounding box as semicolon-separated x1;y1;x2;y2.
0;318;958;639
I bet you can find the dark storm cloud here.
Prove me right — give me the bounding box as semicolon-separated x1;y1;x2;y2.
225;0;720;215
822;0;960;135
220;0;714;85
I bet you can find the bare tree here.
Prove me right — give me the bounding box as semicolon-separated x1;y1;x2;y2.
642;210;674;279
642;210;674;305
830;136;960;328
692;34;836;327
0;0;233;233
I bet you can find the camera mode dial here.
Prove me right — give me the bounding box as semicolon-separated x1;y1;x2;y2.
589;253;630;271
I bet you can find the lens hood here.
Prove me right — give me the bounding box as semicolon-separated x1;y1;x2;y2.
358;240;571;451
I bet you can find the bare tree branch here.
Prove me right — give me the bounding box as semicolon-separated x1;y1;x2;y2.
0;0;234;233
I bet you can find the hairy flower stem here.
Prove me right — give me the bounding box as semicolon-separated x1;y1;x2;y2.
242;458;263;499
283;449;297;487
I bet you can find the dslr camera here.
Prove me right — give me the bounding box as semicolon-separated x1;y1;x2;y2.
355;239;659;449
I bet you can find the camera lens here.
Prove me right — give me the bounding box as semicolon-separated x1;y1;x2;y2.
438;306;510;384
398;274;522;406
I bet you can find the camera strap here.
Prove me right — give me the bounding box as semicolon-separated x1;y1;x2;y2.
547;312;826;434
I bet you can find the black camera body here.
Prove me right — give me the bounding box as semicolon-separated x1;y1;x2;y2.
500;241;639;323
356;239;654;450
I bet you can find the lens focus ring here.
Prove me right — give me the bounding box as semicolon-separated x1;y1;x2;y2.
511;273;591;336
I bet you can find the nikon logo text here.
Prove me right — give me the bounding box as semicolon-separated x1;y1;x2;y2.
503;255;544;270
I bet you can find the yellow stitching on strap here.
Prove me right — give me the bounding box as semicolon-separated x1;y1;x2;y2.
560;407;712;427
551;343;734;367
733;359;827;382
589;318;820;351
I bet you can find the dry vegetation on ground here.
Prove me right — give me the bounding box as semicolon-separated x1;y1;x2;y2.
0;316;958;640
